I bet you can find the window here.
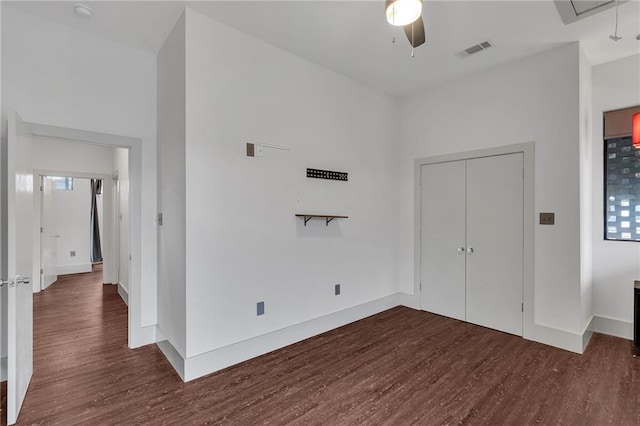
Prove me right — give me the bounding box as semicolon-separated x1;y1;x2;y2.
605;135;640;241
50;176;74;191
604;107;640;241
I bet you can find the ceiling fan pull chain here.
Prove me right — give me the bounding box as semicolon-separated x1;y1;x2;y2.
392;5;397;44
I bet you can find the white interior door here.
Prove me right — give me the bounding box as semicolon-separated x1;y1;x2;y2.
420;161;466;321
41;176;58;290
466;153;523;336
4;111;34;425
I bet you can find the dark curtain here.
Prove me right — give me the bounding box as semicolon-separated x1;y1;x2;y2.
90;179;103;262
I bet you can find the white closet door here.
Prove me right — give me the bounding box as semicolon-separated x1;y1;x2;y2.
466;153;523;336
420;161;466;321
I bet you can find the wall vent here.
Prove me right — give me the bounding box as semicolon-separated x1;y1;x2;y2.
455;41;493;59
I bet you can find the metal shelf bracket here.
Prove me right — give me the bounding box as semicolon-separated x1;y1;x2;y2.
296;214;348;227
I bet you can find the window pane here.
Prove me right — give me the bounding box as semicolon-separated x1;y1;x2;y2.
604;136;640;241
50;176;73;191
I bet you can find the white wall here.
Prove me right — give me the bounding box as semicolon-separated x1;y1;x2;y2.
54;178;92;274
579;47;593;333
591;54;640;338
183;9;398;358
397;44;585;336
32;139;115;176
2;7;158;333
157;13;186;356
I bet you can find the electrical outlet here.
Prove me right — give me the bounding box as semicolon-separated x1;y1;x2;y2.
335;284;341;295
70;250;76;257
257;301;265;316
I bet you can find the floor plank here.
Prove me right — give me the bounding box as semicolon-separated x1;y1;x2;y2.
6;267;640;424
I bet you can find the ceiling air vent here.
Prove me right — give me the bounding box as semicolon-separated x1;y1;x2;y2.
455;41;493;59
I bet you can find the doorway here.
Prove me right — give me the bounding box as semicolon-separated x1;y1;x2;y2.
415;143;535;339
2;115;145;424
25;121;144;347
420;153;524;336
37;175;115;291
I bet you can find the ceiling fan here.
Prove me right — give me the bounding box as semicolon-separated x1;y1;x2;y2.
385;0;426;48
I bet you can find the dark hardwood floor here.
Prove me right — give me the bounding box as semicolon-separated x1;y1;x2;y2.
7;267;640;424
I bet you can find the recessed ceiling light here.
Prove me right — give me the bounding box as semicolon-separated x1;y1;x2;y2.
74;4;94;19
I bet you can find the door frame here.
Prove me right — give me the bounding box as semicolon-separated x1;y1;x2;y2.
21;121;148;348
112;172;120;288
33;170;114;291
38;176;58;291
414;142;534;339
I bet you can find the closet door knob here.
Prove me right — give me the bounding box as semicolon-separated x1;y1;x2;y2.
467;247;474;254
457;247;465;254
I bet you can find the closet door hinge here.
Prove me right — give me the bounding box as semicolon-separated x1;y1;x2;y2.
420;282;422;290
521;302;524;312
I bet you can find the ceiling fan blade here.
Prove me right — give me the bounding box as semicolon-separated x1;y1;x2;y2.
403;16;426;48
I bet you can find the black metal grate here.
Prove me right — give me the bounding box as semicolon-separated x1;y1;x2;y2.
307;168;348;181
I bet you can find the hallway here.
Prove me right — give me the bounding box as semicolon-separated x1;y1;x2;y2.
15;267;177;425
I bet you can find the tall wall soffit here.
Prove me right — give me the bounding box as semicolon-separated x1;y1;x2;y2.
604;105;640;139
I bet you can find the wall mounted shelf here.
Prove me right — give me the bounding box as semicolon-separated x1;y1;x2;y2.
295;214;348;226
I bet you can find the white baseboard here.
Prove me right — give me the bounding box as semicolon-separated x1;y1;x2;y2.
593;315;633;340
397;292;420;309
57;263;91;275
157;339;185;380
582;315;594;352
525;320;586;354
179;293;401;382
1;356;6;382
130;324;157;349
118;283;129;306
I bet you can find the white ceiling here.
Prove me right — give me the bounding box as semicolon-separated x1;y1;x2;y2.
4;1;640;97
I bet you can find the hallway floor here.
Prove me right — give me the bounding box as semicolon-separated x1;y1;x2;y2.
15;267;177;425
